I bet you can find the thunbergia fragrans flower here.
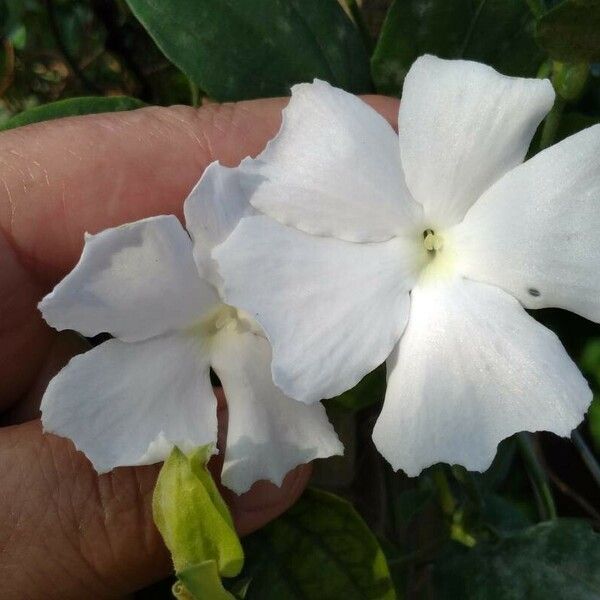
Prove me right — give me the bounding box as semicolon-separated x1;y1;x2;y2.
215;55;599;476
39;162;342;494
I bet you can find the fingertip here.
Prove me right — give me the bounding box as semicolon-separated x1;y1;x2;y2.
226;464;312;536
361;94;400;129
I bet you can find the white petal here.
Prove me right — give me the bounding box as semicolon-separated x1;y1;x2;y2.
41;333;217;473
241;79;421;242
399;55;555;228
210;328;342;494
373;278;591;476
40;216;219;342
184;160;254;288
214;215;422;403
454;125;600;322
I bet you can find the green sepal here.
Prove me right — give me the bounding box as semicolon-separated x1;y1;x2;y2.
152;446;244;598
174;561;237;600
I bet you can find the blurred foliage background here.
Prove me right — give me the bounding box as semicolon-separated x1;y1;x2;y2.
0;0;192;118
3;1;600;598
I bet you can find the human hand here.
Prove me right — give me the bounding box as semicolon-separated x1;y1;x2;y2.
0;94;398;599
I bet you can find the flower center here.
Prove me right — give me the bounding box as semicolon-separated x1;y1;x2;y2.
413;227;455;284
193;304;259;340
213;305;238;332
423;229;443;253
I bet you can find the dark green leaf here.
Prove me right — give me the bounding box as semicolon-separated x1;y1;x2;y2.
372;0;543;95
434;519;600;599
0;96;146;131
580;337;600;384
580;338;600;450
326;364;386;413
588;397;600;452
123;0;372;101
476;437;518;491
2;0;25;38
242;488;396;599
536;0;600;63
480;494;532;535
395;487;435;529
0;1;8;36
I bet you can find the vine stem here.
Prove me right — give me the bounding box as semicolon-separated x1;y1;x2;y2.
188;79;200;107
525;0;546;18
517;433;557;521
571;429;600;490
431;467;456;516
539;96;565;151
345;0;374;53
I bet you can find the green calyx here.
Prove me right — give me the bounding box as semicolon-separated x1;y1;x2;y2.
152;446;244;599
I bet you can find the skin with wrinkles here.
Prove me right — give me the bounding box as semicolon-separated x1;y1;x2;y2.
0;95;399;599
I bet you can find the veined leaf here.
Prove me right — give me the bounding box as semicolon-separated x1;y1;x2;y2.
434;519;600;598
243;488;396;599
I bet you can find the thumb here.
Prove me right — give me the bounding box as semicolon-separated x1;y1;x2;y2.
0;340;311;599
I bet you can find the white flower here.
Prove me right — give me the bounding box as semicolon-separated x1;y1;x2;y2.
39;161;342;494
214;55;599;476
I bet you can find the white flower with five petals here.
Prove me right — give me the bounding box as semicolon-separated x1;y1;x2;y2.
39;161;342;494
215;55;599;476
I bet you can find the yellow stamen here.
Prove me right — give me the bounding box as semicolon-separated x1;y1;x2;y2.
423;229;443;252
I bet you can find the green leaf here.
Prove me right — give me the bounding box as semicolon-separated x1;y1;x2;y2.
1;0;25;38
580;337;600;384
371;0;543;95
123;0;371;101
434;519;600;598
588;397;600;452
536;0;600;63
476;437;517;491
326;364;386;413
480;494;532;535
580;338;600;451
0;96;146;131
153;447;243;600
243;488;396;599
394;488;435;529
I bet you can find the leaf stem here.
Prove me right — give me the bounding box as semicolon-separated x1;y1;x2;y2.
189;79;200;107
539;96;565;151
517;433;557;520
431;467;456;516
383;465;404;540
345;0;374;53
525;0;546;18
571;429;600;490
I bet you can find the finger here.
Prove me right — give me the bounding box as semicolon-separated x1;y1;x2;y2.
0;419;310;600
0;95;400;282
0;331;89;425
